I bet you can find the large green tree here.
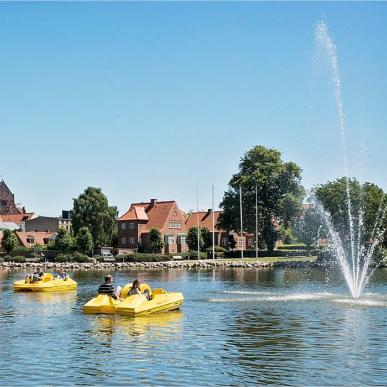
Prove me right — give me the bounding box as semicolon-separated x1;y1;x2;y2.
219;145;304;251
186;227;210;251
1;229;18;253
314;178;387;249
72;187;118;249
76;226;93;256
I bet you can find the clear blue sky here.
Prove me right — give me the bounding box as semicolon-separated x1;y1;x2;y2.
1;2;386;216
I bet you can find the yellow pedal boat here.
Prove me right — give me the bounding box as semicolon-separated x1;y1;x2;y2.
13;273;77;292
83;283;184;316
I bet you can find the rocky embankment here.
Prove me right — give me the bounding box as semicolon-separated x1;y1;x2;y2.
0;259;316;271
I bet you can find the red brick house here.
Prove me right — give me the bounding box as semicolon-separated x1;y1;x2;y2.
185;209;255;251
118;199;189;254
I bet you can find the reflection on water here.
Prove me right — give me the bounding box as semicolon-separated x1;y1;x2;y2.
1;267;387;385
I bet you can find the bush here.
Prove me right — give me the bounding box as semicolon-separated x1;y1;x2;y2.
5;255;26;263
10;247;34;258
54;253;72;262
125;253;170;263
225;249;318;258
72;252;91;263
183;251;207;260
277;244;307;250
206;246;227;253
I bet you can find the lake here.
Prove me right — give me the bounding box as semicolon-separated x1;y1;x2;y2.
1;267;387;385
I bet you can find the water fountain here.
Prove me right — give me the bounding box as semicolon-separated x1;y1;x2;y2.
314;21;386;298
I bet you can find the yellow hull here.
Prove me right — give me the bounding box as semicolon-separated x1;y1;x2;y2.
83;284;184;316
13;273;77;292
116;292;184;317
83;294;121;314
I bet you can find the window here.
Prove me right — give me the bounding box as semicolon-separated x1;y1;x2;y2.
238;238;244;248
121;237;126;245
222;237;228;246
165;235;175;244
248;238;254;247
26;236;35;245
178;235;186;244
129;237;135;244
169;221;181;229
129;223;135;229
121;222;126;230
0;200;6;207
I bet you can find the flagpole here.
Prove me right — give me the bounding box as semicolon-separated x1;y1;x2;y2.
255;184;258;260
196;186;200;260
240;185;243;259
212;185;215;260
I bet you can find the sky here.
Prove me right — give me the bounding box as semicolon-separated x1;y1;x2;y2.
0;2;387;216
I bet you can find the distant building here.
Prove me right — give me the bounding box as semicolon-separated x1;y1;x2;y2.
25;211;72;234
0;180;34;226
118;199;188;254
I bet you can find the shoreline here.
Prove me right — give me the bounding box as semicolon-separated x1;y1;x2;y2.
0;259;319;271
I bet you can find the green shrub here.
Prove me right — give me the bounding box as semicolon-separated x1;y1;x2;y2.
6;255;26;263
206;246;227;253
10;247;33;258
72;252;91;263
125;253;170;263
225;249;318;258
53;253;72;262
277;244;307;250
183;251;207;260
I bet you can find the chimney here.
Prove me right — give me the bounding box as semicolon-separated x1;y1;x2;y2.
150;199;158;207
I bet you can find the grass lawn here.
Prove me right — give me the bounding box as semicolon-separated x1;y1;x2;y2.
200;256;317;264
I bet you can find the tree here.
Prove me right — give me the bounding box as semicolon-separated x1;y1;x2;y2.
294;206;326;248
76;226;93;256
149;228;164;253
1;229;17;253
55;227;75;253
314;178;387;249
72;187;118;249
219;145;304;251
186;227;211;251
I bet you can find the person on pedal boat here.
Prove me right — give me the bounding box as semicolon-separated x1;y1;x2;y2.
98;275;122;299
56;270;68;281
26;268;44;283
129;279;150;300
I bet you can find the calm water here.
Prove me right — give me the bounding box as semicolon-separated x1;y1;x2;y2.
1;267;387;386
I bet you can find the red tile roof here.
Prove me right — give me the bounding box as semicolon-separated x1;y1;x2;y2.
119;206;149;221
186;210;222;231
16;231;56;248
0;213;34;224
118;200;186;233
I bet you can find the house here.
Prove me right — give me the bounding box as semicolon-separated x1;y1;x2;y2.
118;199;189;254
15;231;56;248
185;209;255;251
25;211;72;233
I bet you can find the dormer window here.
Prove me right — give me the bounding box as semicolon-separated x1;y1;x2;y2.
26;236;35;245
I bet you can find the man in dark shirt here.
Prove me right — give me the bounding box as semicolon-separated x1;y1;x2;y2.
98;275;117;299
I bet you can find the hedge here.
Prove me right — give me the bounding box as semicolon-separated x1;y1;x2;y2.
52;252;91;263
225;249;318;258
277;244;308;250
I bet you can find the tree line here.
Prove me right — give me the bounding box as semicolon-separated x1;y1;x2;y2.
2;144;386;256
